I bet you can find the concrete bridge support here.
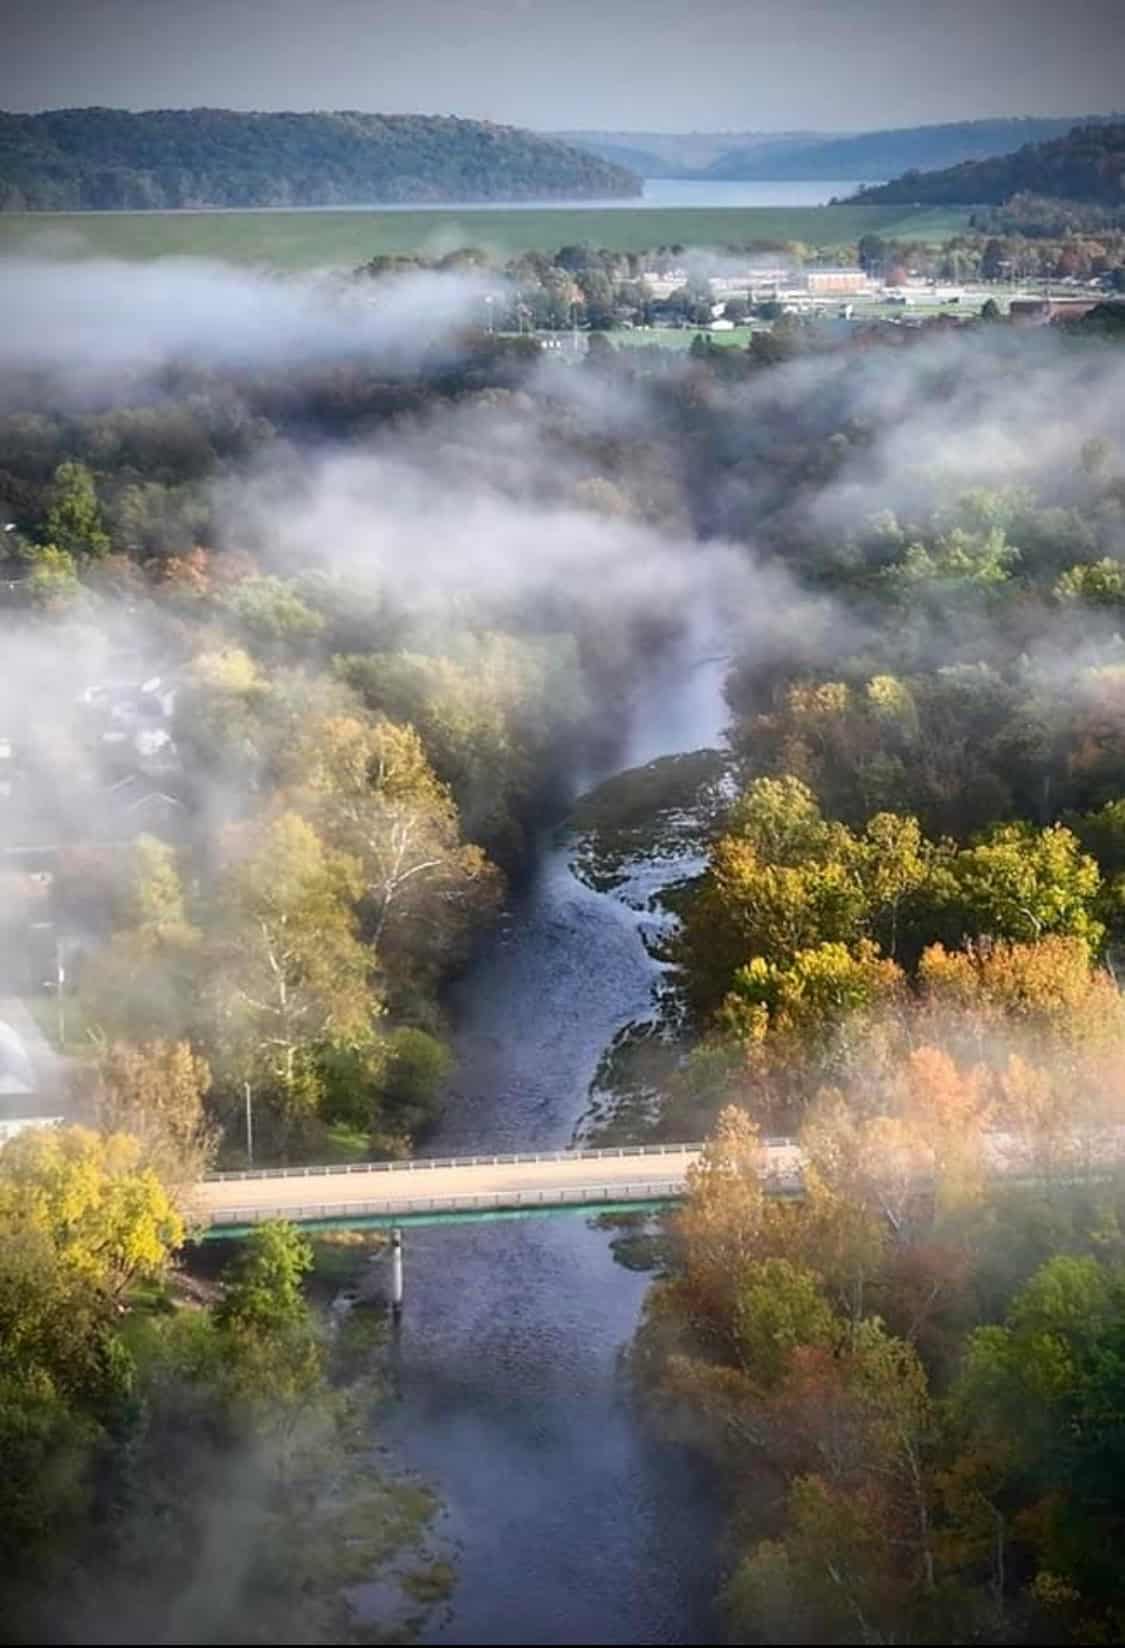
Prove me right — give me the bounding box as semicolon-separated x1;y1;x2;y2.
390;1227;404;1321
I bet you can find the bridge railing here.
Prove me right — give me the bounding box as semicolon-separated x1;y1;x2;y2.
206;1178;698;1227
204;1165;808;1230
205;1138;798;1184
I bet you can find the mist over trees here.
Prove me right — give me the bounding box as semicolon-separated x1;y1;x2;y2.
1;236;1125;1641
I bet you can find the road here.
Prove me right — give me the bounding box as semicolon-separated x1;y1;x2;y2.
193;1141;806;1231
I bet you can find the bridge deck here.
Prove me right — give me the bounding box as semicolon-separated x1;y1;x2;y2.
194;1141;806;1233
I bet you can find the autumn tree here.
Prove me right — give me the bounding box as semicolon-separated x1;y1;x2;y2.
0;1125;183;1301
88;1039;216;1194
207;812;379;1147
290;712;501;1003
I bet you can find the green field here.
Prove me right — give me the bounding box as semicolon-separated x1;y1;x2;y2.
0;202;972;268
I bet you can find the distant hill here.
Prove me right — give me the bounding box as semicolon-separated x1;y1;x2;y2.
0;108;641;211
551;129;828;178
705;116;1122;182
854;121;1125;205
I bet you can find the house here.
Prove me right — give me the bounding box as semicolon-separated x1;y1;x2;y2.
0;1016;65;1143
804;268;871;296
102;774;190;843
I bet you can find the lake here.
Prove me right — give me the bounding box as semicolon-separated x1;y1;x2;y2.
641;178;865;207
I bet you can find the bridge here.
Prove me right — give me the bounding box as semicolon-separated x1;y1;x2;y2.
196;1142;715;1237
195;1139;808;1238
194;1140;799;1313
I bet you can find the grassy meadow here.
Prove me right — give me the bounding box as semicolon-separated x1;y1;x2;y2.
0;202;972;268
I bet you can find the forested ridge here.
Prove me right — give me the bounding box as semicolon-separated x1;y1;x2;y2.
707;115;1119;184
856;120;1125;206
0;107;641;210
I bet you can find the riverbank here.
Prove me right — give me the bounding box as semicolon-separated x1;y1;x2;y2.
349;645;731;1644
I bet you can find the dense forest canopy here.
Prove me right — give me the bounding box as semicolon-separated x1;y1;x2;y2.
856;120;1125;206
0;107;641;211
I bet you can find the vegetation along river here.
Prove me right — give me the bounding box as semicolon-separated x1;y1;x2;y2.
367;642;731;1645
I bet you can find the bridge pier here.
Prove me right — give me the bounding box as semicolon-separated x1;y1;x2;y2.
390;1227;404;1321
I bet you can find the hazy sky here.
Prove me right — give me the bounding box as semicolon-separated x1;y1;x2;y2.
2;0;1123;131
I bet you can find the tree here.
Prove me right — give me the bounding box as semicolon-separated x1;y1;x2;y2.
119;833;190;932
946;1255;1125;1641
857;232;889;274
1055;557;1125;606
678;781;931;1025
220;575;326;653
88;1040;216;1193
946;822;1103;949
215;1220;314;1337
674;1105;771;1340
208;812;379;1144
212;1221;324;1428
24;543;80;608
43;462;110;558
80;837;201;1042
0;1125;183;1300
719;939;904;1051
291;713;500;1000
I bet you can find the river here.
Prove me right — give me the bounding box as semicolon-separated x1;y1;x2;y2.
370;644;732;1645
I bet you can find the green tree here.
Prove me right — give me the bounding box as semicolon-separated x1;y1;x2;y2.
44;462;110;558
24;543;81;608
1054;557;1125;606
220;575;326;653
947;822;1103;948
215;1220;314;1337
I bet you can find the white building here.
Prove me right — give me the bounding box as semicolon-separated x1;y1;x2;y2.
0;1018;64;1143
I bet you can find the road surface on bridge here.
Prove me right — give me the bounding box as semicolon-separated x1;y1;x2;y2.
193;1141;806;1232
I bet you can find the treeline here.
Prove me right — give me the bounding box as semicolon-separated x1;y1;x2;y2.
0;107;640;211
0;1124;435;1639
604;336;1125;1640
856;121;1125;206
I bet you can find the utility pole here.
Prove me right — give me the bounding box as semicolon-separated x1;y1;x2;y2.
244;1081;254;1166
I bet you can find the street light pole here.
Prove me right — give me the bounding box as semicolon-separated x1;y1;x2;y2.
244;1081;254;1166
